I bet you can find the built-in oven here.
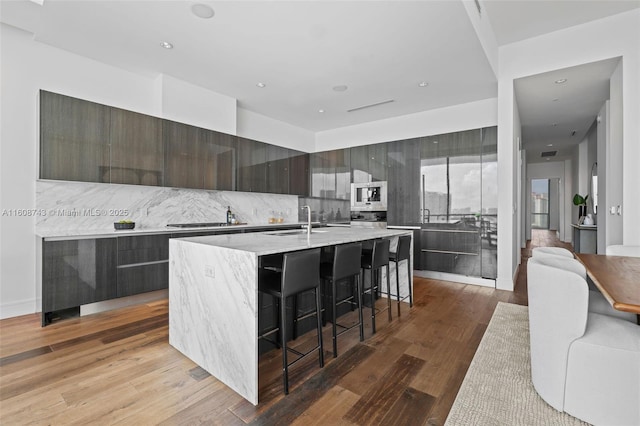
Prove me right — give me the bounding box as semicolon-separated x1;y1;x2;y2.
350;181;387;211
350;181;387;228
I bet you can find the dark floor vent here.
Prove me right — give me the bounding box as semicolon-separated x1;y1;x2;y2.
541;151;557;157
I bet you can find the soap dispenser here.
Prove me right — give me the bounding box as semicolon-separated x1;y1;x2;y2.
226;206;232;225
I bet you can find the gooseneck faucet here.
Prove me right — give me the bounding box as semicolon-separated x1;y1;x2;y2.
302;205;311;238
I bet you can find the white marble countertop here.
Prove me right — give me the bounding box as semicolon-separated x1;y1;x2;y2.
38;222;314;240
174;226;411;256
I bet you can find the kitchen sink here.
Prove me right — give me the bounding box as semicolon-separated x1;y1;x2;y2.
265;229;328;236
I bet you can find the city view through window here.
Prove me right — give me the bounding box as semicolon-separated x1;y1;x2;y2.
531;179;550;229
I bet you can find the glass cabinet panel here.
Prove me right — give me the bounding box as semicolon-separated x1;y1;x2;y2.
420;127;497;280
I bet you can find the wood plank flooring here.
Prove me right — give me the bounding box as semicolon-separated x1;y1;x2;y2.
0;230;564;425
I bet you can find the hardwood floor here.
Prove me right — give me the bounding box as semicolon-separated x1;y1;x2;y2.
0;231;564;425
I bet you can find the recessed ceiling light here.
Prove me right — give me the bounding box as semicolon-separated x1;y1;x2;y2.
256;82;266;88
332;85;348;92
418;81;429;87
433;140;438;144
547;144;553;147
318;109;325;113
555;78;567;84
191;3;215;19
161;41;173;49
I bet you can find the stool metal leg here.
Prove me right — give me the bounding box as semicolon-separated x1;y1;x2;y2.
371;268;377;334
395;259;401;316
315;286;324;367
386;264;392;322
281;295;289;395
356;274;364;341
407;257;413;307
331;278;338;358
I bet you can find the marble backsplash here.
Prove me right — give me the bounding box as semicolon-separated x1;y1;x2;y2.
36;180;299;235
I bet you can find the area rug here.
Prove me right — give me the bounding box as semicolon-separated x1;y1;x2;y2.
445;302;589;426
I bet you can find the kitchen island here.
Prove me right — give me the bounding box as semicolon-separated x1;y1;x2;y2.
168;226;412;405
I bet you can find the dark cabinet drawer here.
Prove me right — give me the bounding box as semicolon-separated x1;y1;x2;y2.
117;234;169;265
117;262;169;297
116;234;170;297
42;238;117;316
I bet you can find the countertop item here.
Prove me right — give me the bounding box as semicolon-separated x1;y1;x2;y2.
169;226;413;405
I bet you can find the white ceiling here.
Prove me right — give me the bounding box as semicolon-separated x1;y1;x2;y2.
1;0;639;155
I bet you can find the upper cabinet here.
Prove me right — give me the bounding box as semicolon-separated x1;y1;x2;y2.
109;108;163;186
387;138;421;225
237;137;267;193
266;144;290;194
311;148;351;200
203;131;236;191
288;149;310;196
40;91;111;183
351;143;387;183
163;120;206;189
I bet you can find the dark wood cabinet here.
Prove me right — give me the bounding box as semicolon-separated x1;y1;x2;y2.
42;238;117;324
351;144;386;183
163;120;207;188
116;234;169;298
311;148;351;200
387;138;421;225
266;145;290;194
40;91;111;183
289;150;310;196
109;108;163;186
237;137;267;192
204;131;236;191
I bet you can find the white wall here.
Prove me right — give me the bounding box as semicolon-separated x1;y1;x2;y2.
236;108;315;152
498;9;640;289
0;24;311;318
159;75;237;135
607;61;624;245
315;98;498;151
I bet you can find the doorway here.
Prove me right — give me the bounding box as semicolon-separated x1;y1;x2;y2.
531;179;549;229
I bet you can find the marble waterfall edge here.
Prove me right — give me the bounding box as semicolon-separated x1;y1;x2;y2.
36;180;299;235
169;239;259;404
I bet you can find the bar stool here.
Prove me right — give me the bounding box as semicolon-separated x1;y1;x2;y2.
320;242;364;358
389;235;413;316
361;238;391;334
258;248;324;395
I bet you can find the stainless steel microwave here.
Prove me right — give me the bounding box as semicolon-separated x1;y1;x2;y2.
350;181;388;211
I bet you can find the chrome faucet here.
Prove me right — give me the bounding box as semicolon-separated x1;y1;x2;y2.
302;205;311;238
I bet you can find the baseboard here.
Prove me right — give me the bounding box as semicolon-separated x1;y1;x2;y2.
0;298;38;320
414;270;496;288
81;290;168;316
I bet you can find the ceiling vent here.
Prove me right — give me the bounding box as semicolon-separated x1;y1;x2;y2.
541;151;557;158
347;99;394;113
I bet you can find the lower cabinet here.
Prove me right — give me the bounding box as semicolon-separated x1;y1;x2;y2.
42;238;118;325
42;226;306;325
116;234;170;298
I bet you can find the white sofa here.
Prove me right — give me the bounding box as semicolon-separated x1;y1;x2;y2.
527;256;640;425
529;255;636;323
531;246;573;258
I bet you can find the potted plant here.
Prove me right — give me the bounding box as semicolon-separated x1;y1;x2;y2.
573;193;589;222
